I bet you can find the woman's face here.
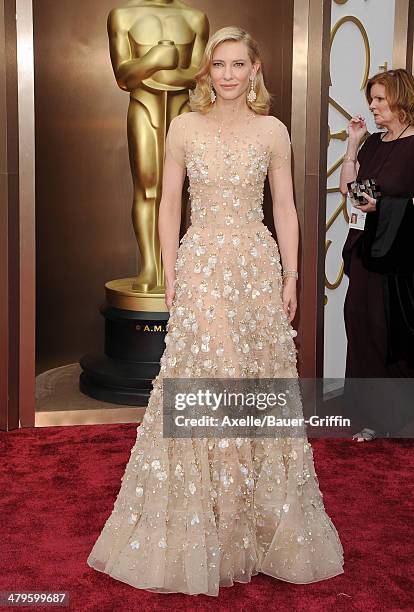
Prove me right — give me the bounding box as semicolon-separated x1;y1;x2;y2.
369;83;398;127
210;40;259;102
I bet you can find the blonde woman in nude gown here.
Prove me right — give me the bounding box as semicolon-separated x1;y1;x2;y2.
87;26;344;596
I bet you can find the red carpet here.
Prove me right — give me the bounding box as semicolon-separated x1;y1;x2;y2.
1;424;414;611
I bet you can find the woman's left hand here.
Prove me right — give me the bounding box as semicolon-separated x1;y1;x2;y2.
282;278;297;323
354;191;377;212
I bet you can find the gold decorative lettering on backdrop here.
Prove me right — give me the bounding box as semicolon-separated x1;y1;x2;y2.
329;16;370;91
325;241;344;290
325;11;371;301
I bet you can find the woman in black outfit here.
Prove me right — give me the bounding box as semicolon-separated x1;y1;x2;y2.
340;68;414;441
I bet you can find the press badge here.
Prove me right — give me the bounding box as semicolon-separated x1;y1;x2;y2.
348;203;366;231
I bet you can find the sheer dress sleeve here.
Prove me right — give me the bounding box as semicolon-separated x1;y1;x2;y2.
268;119;292;172
165;113;186;168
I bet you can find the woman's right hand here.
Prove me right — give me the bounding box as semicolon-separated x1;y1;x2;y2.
348;114;367;143
165;278;176;311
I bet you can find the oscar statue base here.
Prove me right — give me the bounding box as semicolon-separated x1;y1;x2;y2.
79;278;168;406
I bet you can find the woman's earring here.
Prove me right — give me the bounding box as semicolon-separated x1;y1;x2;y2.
247;76;257;103
210;85;216;104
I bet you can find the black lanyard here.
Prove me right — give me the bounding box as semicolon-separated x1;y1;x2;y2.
374;124;411;177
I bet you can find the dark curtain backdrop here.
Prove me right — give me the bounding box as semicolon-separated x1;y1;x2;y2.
34;0;294;374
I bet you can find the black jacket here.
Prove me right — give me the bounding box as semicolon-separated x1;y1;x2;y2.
360;195;414;275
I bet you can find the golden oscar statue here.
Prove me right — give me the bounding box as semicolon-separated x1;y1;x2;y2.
106;0;209;308
79;0;209;405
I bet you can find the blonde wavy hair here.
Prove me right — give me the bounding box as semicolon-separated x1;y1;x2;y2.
189;26;271;115
366;68;414;125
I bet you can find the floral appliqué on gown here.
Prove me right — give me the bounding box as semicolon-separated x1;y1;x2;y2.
87;111;344;596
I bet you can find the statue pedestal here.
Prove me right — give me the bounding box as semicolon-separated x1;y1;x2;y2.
79;278;168;406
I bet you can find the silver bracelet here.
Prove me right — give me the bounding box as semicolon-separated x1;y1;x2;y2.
343;154;356;162
282;270;299;280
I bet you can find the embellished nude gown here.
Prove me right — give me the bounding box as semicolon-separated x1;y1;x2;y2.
87;110;344;596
